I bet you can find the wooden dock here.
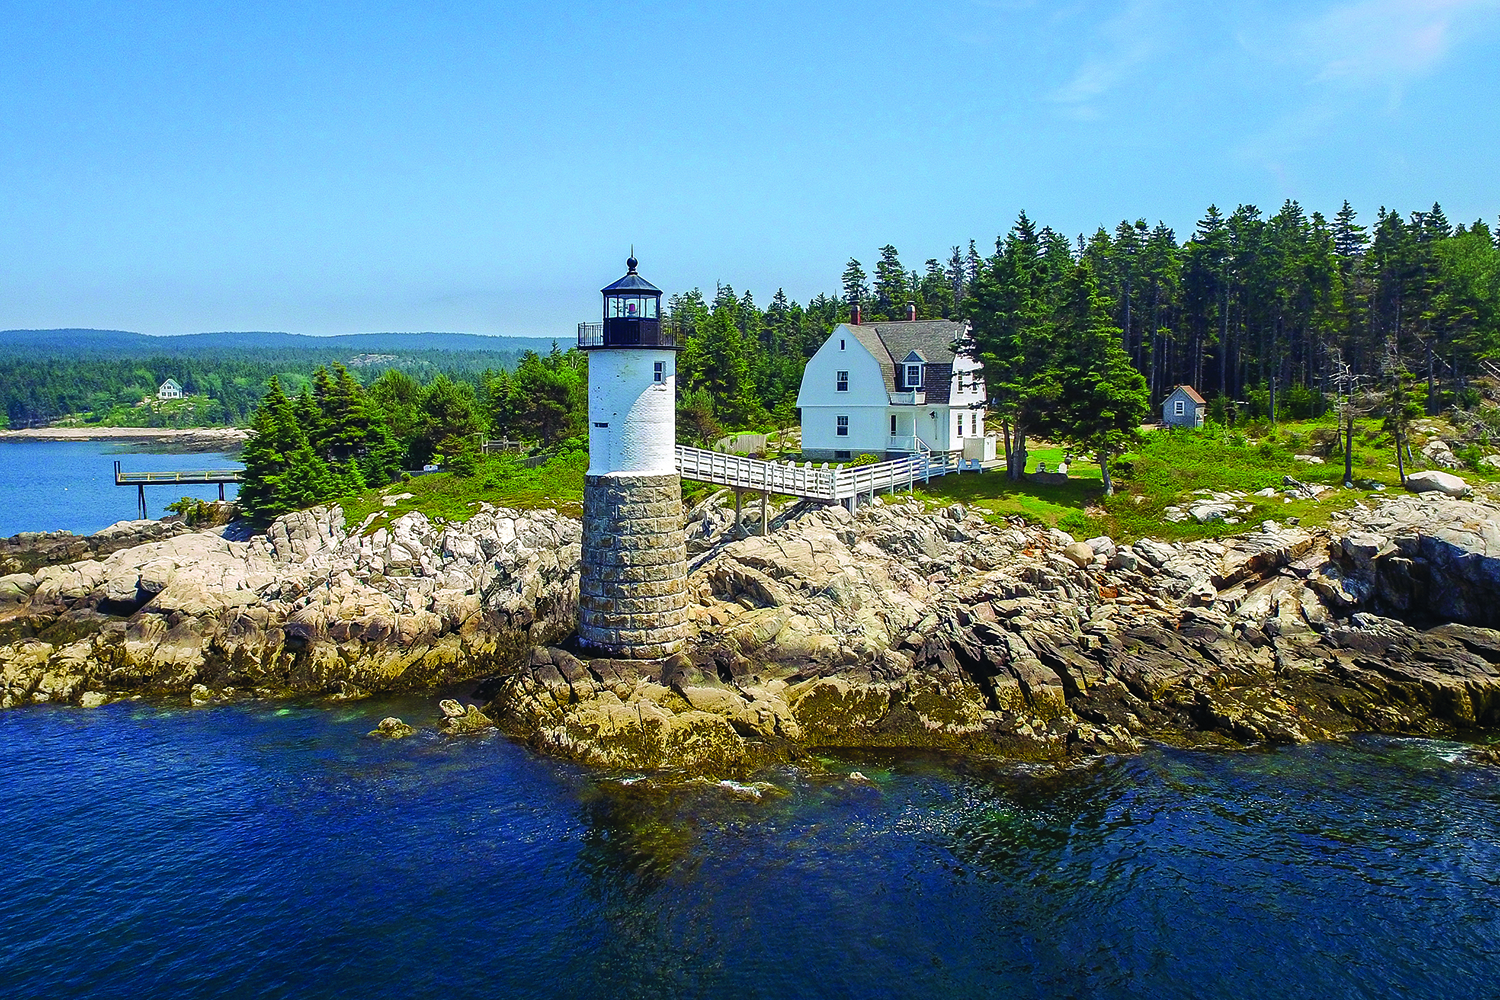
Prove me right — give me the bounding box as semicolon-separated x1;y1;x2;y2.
114;461;242;518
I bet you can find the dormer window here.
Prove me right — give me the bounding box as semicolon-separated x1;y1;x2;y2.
905;364;923;388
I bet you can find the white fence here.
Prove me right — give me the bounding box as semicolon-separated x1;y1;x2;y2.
674;445;963;506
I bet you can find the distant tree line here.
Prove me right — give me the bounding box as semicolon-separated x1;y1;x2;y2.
0;347;534;428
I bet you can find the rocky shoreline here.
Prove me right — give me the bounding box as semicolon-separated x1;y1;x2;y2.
1;490;1498;773
0;426;249;451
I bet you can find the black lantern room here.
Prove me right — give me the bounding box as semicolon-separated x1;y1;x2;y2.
581;255;673;350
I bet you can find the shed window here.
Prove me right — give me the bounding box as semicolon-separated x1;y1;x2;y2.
653;361;665;383
836;370;849;392
905;364;923;388
1174;399;1185;416
836;415;849;437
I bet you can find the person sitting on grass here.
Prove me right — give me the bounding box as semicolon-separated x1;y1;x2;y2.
1036;461;1048;474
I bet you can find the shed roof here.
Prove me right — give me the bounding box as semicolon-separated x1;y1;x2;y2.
1167;385;1206;404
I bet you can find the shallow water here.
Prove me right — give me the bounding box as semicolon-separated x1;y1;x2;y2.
0;699;1496;1000
0;440;240;536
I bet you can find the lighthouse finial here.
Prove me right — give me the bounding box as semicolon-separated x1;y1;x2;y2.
627;247;638;273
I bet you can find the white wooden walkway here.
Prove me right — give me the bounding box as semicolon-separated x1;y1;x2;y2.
674;445;963;507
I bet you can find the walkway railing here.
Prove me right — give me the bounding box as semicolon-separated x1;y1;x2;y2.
113;468;243;484
674;444;964;507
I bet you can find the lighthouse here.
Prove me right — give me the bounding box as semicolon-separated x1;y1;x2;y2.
576;255;688;659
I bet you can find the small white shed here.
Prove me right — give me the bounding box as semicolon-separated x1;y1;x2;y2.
1162;385;1206;428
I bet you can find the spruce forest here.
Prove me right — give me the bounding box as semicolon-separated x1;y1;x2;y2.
238;199;1500;520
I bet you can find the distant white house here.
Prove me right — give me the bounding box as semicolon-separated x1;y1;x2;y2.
157;379;184;401
1162;385;1206;428
795;313;986;461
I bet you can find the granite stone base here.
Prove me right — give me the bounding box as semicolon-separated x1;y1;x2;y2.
579;473;689;658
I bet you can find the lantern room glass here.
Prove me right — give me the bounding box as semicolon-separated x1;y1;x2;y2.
606;295;658;320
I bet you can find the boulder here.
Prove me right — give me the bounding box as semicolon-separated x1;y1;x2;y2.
439;704;494;736
369;717;417;738
1062;542;1095;568
1405;470;1470;497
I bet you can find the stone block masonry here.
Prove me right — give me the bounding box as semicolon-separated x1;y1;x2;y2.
579;472;688;658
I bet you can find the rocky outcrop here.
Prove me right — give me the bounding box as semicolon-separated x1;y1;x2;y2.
7;483;1500;778
0;519;194;577
489;493;1500;774
0;504;580;708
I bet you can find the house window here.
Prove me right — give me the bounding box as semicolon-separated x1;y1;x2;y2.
905;364;923;388
970;413;978;435
890;414;897;435
653;362;664;383
835;450;851;461
836;415;849;437
593;421;608;428
1175;399;1185;416
836;370;849;392
956;414;963;437
840;339;846;351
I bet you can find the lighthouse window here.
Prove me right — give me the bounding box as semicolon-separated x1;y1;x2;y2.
836;415;849;437
836;370;848;392
606;295;658;319
653;362;664;383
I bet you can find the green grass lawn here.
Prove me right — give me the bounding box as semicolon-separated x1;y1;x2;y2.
341;449;587;532
916;418;1498;542
334;417;1494;544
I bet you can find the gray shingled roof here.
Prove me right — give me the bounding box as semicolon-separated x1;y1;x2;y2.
840;319;965;400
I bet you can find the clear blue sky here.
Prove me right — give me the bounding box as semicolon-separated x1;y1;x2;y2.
1;0;1496;338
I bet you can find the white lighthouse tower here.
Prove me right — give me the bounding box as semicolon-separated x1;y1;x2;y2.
576;255;688;659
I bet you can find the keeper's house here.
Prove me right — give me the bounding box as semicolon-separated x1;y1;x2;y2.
796;306;986;461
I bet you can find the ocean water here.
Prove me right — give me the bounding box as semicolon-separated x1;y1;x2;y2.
0;698;1496;1000
0;440;241;536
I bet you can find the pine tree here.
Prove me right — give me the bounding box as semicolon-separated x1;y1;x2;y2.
870;245;900;316
237;376;340;524
947;245;967;304
1047;261;1150;495
965;211;1056;479
841;259;868;311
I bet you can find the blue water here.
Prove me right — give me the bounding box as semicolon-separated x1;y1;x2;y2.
0;440;241;536
0;698;1496;1000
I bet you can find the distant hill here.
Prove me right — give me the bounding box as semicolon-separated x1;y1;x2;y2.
0;329;566;357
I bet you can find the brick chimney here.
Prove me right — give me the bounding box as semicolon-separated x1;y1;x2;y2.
906;302;916;321
851;303;861;325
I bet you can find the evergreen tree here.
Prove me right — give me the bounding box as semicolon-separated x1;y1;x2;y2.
966;211;1057;479
1047;261;1150;495
841;259;868;311
416;375;484;472
947;245;967;304
237;377;339;524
